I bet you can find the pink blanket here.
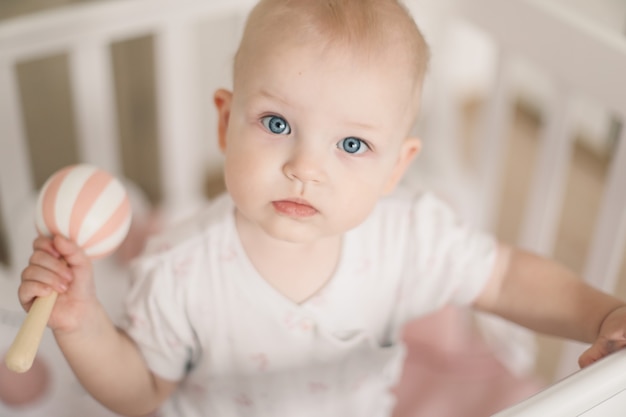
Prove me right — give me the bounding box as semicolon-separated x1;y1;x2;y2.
393;308;543;417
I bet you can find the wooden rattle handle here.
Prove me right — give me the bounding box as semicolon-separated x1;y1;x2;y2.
4;164;131;374
4;292;58;373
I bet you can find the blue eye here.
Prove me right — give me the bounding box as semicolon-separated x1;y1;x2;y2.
261;115;291;135
338;137;368;154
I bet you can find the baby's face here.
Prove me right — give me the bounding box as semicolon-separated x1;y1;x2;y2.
217;41;420;243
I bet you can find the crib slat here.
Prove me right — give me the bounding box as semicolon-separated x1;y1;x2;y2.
154;21;204;219
70;41;122;176
583;126;626;292
518;90;574;255
458;0;626;121
0;61;35;268
475;52;514;233
0;0;255;63
0;0;256;227
555;123;626;379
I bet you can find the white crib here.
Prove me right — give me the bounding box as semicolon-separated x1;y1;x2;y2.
0;0;625;416
430;0;626;414
0;1;251;415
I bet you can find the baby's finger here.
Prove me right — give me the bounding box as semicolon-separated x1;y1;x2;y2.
33;236;61;258
579;344;604;368
52;235;90;268
578;339;626;368
17;280;54;311
27;250;73;284
21;264;69;294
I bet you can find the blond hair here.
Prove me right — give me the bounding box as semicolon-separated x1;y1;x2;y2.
234;0;430;91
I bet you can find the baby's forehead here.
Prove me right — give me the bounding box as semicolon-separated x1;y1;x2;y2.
235;0;428;86
236;39;418;104
235;45;421;138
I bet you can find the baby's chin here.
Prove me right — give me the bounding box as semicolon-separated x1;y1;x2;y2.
235;205;355;246
261;222;328;245
259;215;350;245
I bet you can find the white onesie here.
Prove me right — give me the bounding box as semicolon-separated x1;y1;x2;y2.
122;191;499;417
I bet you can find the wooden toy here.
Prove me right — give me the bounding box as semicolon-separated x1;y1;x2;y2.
4;164;131;373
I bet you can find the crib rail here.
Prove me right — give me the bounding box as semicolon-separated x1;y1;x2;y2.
459;0;626;273
493;349;626;416
445;0;626;413
0;0;253;269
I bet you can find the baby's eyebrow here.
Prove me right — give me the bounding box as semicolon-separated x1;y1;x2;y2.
256;89;292;108
344;120;377;132
253;88;378;133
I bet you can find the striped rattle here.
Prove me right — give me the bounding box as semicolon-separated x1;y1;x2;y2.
5;164;132;373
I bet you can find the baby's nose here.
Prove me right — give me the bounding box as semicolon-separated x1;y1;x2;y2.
282;145;328;184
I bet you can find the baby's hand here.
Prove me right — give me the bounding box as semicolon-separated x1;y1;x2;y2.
19;235;96;334
579;305;626;368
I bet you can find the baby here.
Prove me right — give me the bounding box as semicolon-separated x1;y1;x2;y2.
17;0;626;416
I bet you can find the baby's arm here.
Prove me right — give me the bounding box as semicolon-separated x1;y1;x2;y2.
473;246;626;367
19;235;176;416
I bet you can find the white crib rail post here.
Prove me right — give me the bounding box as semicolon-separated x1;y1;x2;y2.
518;88;575;255
583;125;626;293
154;19;204;221
69;39;122;177
474;51;514;233
555;121;626;379
0;59;35;269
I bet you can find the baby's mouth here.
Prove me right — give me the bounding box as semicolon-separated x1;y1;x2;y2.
272;199;318;217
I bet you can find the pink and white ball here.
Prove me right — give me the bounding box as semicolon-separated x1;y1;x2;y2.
35;164;132;259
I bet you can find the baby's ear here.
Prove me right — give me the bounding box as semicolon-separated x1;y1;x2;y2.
383;137;421;194
214;89;233;152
